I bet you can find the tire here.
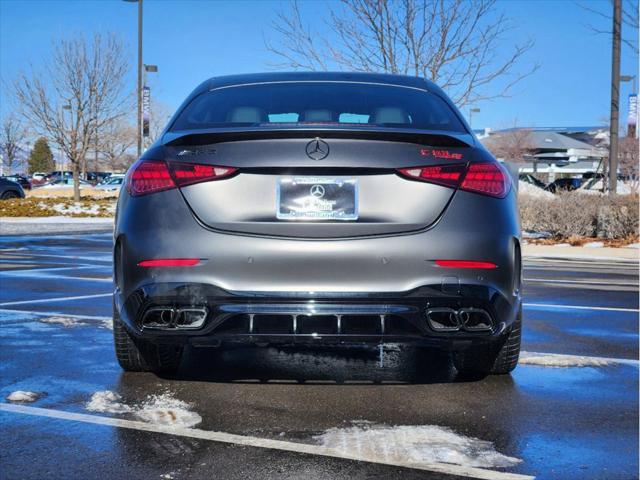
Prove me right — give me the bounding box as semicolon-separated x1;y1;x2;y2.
1;190;19;200
113;302;184;374
454;306;522;376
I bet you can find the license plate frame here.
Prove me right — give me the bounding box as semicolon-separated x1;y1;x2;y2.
276;177;359;221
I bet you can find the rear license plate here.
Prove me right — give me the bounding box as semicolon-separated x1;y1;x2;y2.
277;177;358;220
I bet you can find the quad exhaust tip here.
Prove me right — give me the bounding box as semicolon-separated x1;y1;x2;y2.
426;307;493;332
141;307;208;330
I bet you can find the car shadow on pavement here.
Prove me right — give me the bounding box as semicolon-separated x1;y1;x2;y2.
158;344;490;385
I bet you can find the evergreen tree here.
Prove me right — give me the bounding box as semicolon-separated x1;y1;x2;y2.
28;137;54;174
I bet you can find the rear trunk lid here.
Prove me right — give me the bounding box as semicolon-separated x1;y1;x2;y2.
163;129;474;238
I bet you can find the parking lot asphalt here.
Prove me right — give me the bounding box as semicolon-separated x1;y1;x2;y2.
0;233;637;480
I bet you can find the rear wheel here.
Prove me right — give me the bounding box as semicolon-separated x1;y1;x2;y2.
113;302;183;374
454;306;522;376
1;190;19;200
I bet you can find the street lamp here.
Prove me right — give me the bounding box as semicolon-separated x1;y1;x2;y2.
621;74;637;93
123;0;143;158
469;107;480;129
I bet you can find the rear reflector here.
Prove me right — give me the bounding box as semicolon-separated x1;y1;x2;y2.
128;160;237;196
138;258;201;267
397;162;511;198
435;260;498;269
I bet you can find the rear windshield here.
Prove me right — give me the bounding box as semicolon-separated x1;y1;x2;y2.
170;82;466;133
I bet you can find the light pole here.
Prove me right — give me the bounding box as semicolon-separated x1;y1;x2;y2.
124;0;143;158
469;107;480;130
608;0;621;195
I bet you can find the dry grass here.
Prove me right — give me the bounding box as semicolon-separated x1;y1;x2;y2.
520;192;639;240
0;197;116;217
26;187;118;199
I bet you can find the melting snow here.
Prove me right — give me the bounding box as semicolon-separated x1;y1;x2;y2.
518;181;554;199
135;394;202;428
314;424;521;469
6;391;41;403
519;352;613;368
85;391;201;428
86;391;133;414
39;316;87;328
583;241;604;248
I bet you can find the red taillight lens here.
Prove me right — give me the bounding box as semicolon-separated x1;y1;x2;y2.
128;160;175;196
169;162;237;187
460;162;510;198
138;258;201;267
397;162;510;198
128;160;237;196
397;164;466;188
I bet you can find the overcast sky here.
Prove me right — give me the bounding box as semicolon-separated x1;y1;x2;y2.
1;0;638;131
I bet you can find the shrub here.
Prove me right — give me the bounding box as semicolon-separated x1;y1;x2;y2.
519;192;639;239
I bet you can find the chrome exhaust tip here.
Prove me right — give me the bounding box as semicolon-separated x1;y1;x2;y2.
426;307;460;332
458;308;493;331
141;307;208;330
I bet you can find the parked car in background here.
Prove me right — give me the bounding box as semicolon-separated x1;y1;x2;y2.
518;174;546;190
0;178;25;200
94;175;124;192
2;175;32;190
545;177;583;193
40;178;94;189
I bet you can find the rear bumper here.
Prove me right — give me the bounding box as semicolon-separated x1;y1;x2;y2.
115;282;520;348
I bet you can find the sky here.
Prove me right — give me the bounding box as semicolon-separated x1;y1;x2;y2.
0;0;638;131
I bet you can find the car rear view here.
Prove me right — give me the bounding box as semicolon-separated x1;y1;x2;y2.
113;72;522;376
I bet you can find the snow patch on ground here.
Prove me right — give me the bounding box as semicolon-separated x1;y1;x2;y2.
314;424;522;469
39;316;86;328
85;391;201;428
135;394;202;428
6;391;42;403
86;391;134;414
518;181;554;199
52;202;101;216
519;352;613;368
583;241;604;248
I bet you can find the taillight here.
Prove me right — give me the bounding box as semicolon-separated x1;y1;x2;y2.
128;160;175;196
128;160;237;196
397;164;466;189
460;162;510;198
397;162;510;198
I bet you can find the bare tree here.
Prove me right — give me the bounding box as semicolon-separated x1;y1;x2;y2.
577;0;639;53
619;135;639;190
147;99;172;146
13;33;131;200
99;121;137;171
482;128;534;163
266;0;538;106
0;115;27;174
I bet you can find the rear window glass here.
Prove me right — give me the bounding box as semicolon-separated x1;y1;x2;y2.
170;82;465;132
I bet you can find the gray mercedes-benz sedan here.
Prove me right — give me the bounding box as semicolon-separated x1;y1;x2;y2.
113;72;521;376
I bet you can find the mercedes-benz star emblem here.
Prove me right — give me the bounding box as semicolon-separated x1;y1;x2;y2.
305;138;330;160
310;184;325;198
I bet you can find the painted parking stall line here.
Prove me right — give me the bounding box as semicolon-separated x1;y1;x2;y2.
0;293;112;307
0;403;534;480
523;302;639;313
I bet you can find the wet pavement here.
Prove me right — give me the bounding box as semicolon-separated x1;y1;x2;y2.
0;233;638;480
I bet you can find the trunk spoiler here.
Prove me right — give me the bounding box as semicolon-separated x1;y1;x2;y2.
163;127;474;149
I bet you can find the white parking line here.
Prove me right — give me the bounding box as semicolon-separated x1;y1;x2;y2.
523;302;639;313
0;403;534;480
0;308;112;321
0;293;112;307
520;351;639;367
525;278;638;286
